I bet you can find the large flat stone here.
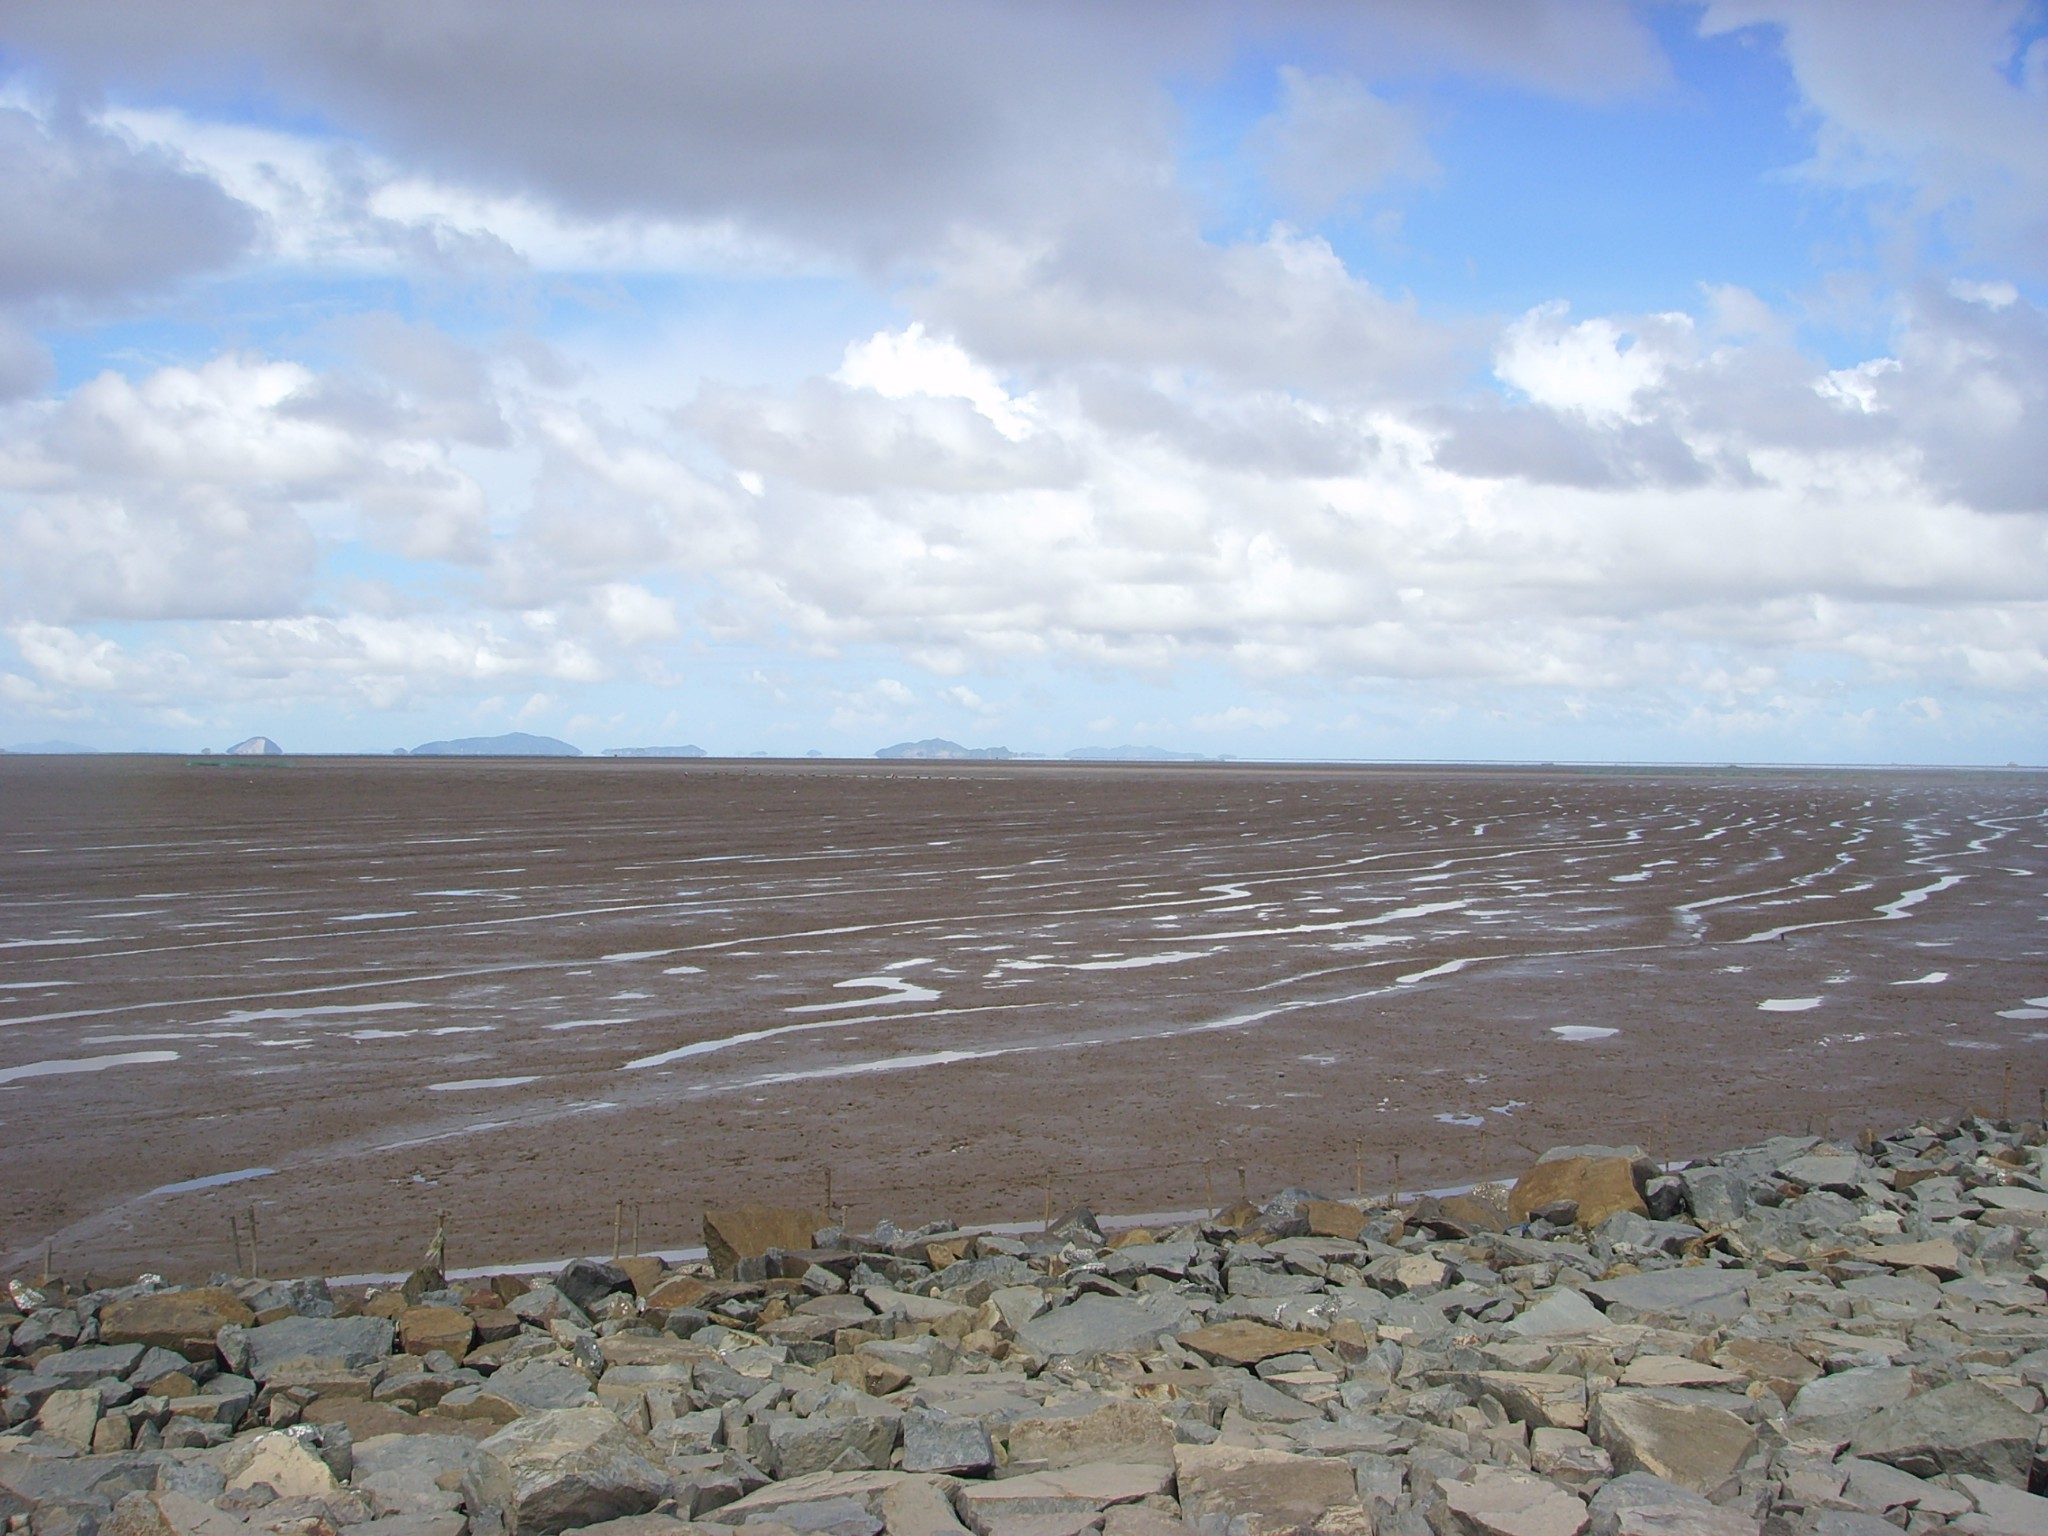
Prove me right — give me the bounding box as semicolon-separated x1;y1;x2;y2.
956;1464;1172;1534
1848;1380;2039;1487
241;1315;396;1380
1506;1291;1608;1338
1585;1474;1757;1536
1582;1270;1754;1323
1005;1399;1174;1469
1014;1294;1194;1360
1441;1470;1589;1536
1476;1372;1589;1431
1176;1319;1314;1367
1590;1391;1755;1498
1173;1444;1371;1536
702;1207;828;1278
1788;1366;1914;1422
98;1290;255;1362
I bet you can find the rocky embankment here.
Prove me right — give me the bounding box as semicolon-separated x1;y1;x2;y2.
7;1117;2048;1536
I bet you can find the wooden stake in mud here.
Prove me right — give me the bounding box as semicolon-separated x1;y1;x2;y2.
1354;1142;1363;1199
1237;1165;1249;1204
631;1204;641;1259
612;1201;624;1261
1478;1125;1489;1174
246;1206;259;1278
1204;1162;1215;1218
426;1211;447;1271
1393;1153;1402;1205
42;1239;52;1285
824;1168;834;1214
2002;1063;2013;1122
1042;1179;1053;1234
229;1217;243;1274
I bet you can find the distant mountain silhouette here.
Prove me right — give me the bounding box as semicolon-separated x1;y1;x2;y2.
3;740;98;754
1065;745;1213;762
226;736;284;756
601;745;707;757
876;738;1017;760
408;732;581;757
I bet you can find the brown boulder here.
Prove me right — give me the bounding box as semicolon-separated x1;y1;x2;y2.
1304;1201;1366;1240
400;1306;476;1357
1177;1319;1313;1367
701;1205;828;1277
1509;1157;1646;1228
98;1288;255;1361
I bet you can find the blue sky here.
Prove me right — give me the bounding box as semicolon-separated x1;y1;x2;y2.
0;1;2044;762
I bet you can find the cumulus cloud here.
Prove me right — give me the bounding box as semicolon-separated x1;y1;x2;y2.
0;105;254;306
1250;68;1437;218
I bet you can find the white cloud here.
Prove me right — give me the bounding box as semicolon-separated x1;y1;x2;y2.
1495;301;1691;423
1249;68;1437;217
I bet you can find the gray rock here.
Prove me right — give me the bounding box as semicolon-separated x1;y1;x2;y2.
1807;1514;1900;1536
1506;1290;1606;1337
1847;1380;2040;1487
34;1344;148;1387
765;1410;900;1478
1597;1215;1702;1257
1585;1472;1757;1536
1591;1391;1755;1498
241;1316;396;1380
1839;1459;1972;1519
1678;1168;1748;1228
553;1260;633;1313
1014;1294;1194;1359
1787;1366;1914;1421
351;1433;482;1516
478;1361;599;1415
465;1405;672;1536
899;1410;993;1476
1955;1475;2048;1536
1583;1269;1753;1323
1774;1155;1864;1193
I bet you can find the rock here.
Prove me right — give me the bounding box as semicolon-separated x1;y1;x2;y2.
1304;1201;1367;1240
1176;1318;1313;1367
1677;1168;1747;1228
1709;1339;1818;1401
1006;1400;1175;1469
1584;1474;1757;1536
1509;1157;1647;1228
879;1477;972;1536
34;1343;148;1386
955;1463;1174;1533
1774;1155;1863;1193
1476;1373;1588;1431
1014;1294;1194;1359
900;1410;993;1476
399;1307;475;1358
766;1410;900;1478
1440;1469;1589;1536
36;1387;102;1448
1850;1239;1962;1277
1582;1270;1753;1323
351;1432;481;1516
717;1470;906;1524
98;1290;256;1361
1839;1460;1971;1519
703;1208;830;1279
242;1315;397;1380
466;1405;673;1536
555;1259;635;1312
1955;1475;2048;1536
1590;1391;1755;1498
745;1496;879;1536
1172;1444;1370;1536
452;1360;600;1421
102;1489;253;1536
1530;1429;1612;1490
1504;1291;1606;1337
220;1431;339;1498
1787;1365;1914;1421
1847;1380;2040;1487
1617;1357;1743;1390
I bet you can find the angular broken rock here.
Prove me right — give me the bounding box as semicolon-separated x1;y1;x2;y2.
1847;1380;2040;1488
102;1490;254;1536
1440;1469;1590;1536
899;1410;993;1476
1172;1444;1371;1536
955;1463;1174;1534
1175;1318;1313;1367
241;1315;397;1380
1581;1269;1753;1323
1005;1400;1175;1469
1476;1372;1589;1431
399;1305;475;1358
702;1207;829;1279
1013;1293;1194;1359
1848;1239;1961;1278
465;1405;673;1536
1509;1156;1646;1228
1585;1473;1758;1536
221;1431;339;1499
97;1288;256;1361
1590;1391;1755;1498
1505;1290;1607;1338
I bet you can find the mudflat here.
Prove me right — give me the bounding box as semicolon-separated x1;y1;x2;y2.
1;754;2042;1278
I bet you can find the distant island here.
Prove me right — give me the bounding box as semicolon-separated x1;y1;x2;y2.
601;745;707;758
876;738;1020;760
3;740;98;754
225;736;284;756
407;732;581;756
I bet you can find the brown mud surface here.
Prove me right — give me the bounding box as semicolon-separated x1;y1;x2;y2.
2;754;2043;1279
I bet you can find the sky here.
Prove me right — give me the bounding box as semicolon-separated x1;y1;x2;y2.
0;1;2044;763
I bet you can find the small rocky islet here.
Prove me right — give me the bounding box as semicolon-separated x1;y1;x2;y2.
7;1117;2048;1536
